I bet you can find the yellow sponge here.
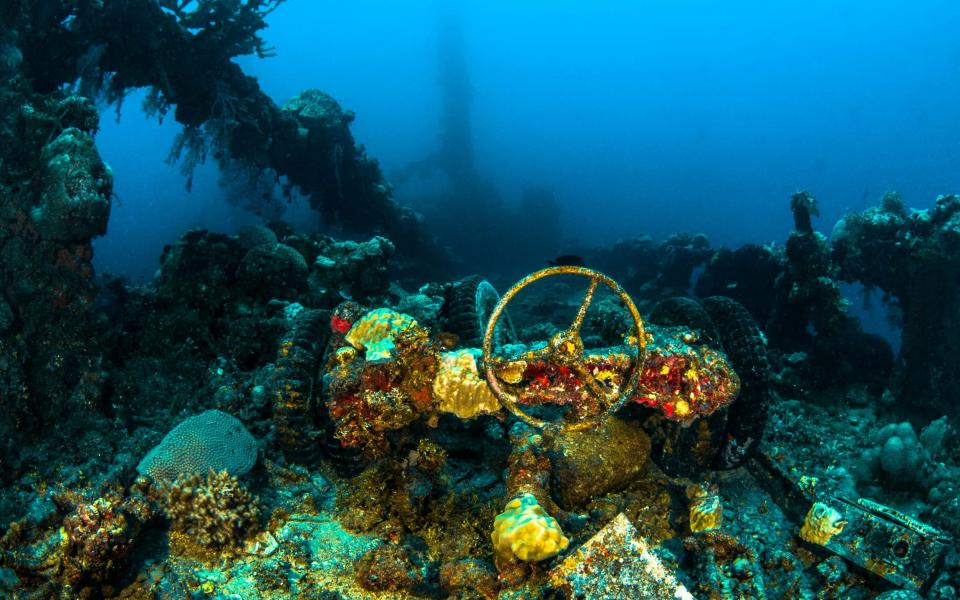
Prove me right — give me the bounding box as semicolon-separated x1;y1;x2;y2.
492;493;569;563
686;483;722;533
432;350;500;419
799;502;847;545
344;308;418;362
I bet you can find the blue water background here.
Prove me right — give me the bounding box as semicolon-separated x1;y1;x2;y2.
93;0;960;311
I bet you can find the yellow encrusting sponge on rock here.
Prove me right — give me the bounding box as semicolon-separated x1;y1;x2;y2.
344;308;419;362
492;493;569;563
432;350;501;419
799;501;847;546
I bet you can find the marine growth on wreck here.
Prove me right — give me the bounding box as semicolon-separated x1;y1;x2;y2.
2;2;960;600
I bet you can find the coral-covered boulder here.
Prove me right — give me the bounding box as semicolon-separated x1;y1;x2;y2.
238;242;309;300
548;415;651;510
32;127;112;242
307;235;395;306
236;224;278;250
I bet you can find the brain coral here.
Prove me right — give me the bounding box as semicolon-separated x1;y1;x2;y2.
137;410;257;482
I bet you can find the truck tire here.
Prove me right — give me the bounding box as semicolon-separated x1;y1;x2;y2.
700;296;771;469
444;275;517;348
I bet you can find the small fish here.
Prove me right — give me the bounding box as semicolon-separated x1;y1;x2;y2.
547;254;585;267
726;282;738;289
338;288;353;300
437;332;460;349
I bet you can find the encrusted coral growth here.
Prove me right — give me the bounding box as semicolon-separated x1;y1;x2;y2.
550;513;695;600
439;557;499;599
237;242;309;300
325;308;440;456
694;244;782;324
505;329;739;425
502;422;560;527
394;285;447;332
304;235;395;306
0;488;152;598
345;308;420;362
162;470;260;550
270;307;329;465
547;415;651;511
687;483;723;533
236;224;278;249
355;543;425;593
633;343;741;424
577;233;712;300
684;531;765;598
0;93;112;462
491;493;569;565
35;127;113;242
584;295;635;346
59;493;146;594
769;190;848;341
832;193;960;419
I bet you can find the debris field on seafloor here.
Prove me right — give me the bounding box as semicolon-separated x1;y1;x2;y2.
549;513;695;600
2;3;960;596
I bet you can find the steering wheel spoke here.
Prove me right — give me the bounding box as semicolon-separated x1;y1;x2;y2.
572;362;609;402
569;276;599;334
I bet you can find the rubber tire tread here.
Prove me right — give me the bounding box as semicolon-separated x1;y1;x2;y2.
648;296;723;350
445;275;516;348
273;308;329;466
700;295;771;468
320;419;366;476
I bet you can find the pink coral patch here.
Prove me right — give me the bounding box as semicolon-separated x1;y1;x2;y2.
331;315;352;334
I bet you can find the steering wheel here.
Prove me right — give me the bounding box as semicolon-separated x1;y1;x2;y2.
482;266;647;432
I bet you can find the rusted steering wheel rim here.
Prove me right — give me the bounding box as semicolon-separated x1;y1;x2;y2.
482;266;647;432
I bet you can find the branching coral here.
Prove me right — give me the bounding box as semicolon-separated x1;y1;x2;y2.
162;469;260;549
159;0;287;59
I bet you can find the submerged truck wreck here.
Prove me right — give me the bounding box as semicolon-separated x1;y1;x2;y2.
2;2;960;599
1;251;955;597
